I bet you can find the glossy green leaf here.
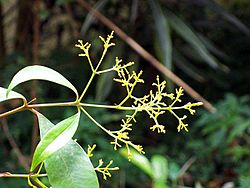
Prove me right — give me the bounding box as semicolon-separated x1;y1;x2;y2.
37;112;99;188
119;148;152;177
7;65;78;99
0;87;26;104
31;111;80;171
151;155;168;183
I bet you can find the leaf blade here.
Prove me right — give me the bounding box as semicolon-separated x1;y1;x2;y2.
31;111;80;171
151;155;168;183
0;87;26;104
7;65;78;99
37;112;99;188
119;148;152;177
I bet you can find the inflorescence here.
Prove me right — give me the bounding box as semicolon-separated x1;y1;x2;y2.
75;31;203;178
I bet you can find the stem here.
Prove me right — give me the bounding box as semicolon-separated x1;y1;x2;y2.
1;119;29;171
27;101;77;108
33;177;47;188
0;173;47;178
80;107;138;149
0;102;77;118
78;47;108;102
95;48;107;71
0;104;26;118
80;102;133;110
80;107;113;137
86;54;94;72
0;101;187;119
96;67;114;74
78;72;95;102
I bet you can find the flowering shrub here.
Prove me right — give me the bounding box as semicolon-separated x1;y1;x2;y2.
0;32;202;188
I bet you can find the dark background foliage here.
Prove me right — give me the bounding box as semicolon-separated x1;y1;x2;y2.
0;0;249;187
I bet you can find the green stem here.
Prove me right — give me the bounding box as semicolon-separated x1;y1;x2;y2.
86;55;94;72
28;101;77;108
0;104;26;118
80;107;138;150
95;48;107;71
0;173;47;178
78;47;108;102
78;72;95;102
96;67;115;74
0;100;186;119
33;177;47;188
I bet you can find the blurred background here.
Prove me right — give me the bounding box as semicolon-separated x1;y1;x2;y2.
0;0;250;187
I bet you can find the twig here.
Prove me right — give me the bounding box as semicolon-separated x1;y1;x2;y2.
1;118;29;171
76;0;216;112
0;104;26;119
0;172;47;178
177;156;196;179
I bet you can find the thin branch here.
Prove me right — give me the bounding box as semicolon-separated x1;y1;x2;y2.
1;119;29;171
27;101;77;108
0;104;26;119
0;172;47;178
76;0;216;112
177;156;196;179
0;100;196;119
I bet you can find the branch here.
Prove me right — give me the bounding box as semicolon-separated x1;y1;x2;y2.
1;119;29;171
0;172;47;178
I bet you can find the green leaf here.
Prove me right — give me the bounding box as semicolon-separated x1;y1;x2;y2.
148;0;172;70
0;87;26;104
166;11;228;71
31;111;80;171
151;155;168;183
37;112;99;188
119;148;152;177
173;50;205;82
153;182;168;188
7;65;78;99
168;162;180;181
205;0;250;35
228;119;250;143
197;34;230;61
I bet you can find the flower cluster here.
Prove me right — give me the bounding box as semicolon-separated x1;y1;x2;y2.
75;31;203;178
95;160;119;180
110;54;203;157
